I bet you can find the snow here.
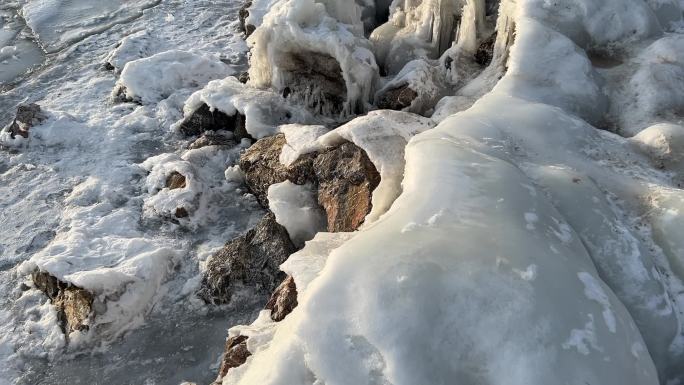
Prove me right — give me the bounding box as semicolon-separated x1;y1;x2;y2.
267;181;327;247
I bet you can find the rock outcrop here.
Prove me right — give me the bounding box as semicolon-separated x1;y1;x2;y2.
313;142;380;232
214;335;251;384
375;84;419;111
240;134;380;232
3;103;47;139
264;275;298;322
198;213;296;304
32;270;94;335
179;103;251;141
165;171;187;190
239;134;316;207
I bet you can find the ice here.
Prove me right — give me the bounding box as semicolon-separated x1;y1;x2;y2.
267;181;327;247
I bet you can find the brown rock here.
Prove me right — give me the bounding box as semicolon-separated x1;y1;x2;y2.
239;134;316;207
217;335;251;381
4;103;47;139
314;142;380;232
265;275;298;322
166;171;187;190
32;270;94;335
198;212;296;304
175;207;189;218
376;84;418;111
274;50;348;115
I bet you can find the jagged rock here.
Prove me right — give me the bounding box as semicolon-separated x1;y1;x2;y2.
239;1;255;37
175;207;189;218
188;133;236;150
179;103;251;141
376;84;418;111
314;142;380;232
265;275;298;322
239;135;380;231
237;71;250;84
4;103;47;139
198;213;296;304
275;51;347;115
475;31;497;66
215;335;251;382
165;171;187;189
239;134;316;207
32;270;94;335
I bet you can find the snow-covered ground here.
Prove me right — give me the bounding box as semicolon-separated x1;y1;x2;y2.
0;1;264;384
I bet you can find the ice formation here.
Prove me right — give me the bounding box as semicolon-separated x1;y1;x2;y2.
222;0;684;384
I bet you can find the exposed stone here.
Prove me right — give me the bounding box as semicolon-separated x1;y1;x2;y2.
265;275;298;322
216;335;251;382
32;270;94;335
188;133;236;150
474;31;497;67
275;51;347;115
239;1;256;37
376;84;418;111
239;134;316;207
198;212;296;304
179;103;251;141
166;171;187;190
314;142;380;232
4;103;47;139
237;71;250;84
175;207;189;218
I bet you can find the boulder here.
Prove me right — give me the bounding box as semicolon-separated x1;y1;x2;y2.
179;103;251;141
198;213;296;304
32;270;94;335
314;142;380;232
215;335;251;383
376;84;418;111
165;171;187;190
275;51;348;115
239;135;380;232
4;103;47;139
239;134;316;207
264;275;298;322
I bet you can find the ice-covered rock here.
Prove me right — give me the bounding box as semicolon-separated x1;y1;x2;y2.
31;271;94;336
0;103;47;142
264;275;298;322
115;50;234;104
247;0;379;116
